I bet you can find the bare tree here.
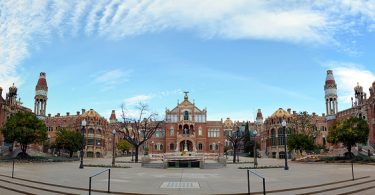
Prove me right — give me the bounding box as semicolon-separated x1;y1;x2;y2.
120;103;162;162
226;124;245;163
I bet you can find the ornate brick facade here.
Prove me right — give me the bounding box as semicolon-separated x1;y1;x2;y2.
147;93;225;154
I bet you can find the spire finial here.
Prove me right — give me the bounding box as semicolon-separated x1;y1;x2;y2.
183;91;189;100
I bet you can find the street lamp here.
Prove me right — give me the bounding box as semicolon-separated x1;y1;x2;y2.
218;141;221;157
252;130;258;168
151;141;154;155
112;129;116;167
281;120;289;170
79;119;86;169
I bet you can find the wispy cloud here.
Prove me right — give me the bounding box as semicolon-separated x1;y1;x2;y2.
324;62;375;105
124;95;153;106
2;0;375;89
91;69;132;90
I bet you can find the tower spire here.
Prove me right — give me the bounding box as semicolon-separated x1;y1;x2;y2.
324;70;338;117
34;72;48;119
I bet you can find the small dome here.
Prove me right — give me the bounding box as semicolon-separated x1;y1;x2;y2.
271;108;291;119
224;117;233;128
81;109;102;118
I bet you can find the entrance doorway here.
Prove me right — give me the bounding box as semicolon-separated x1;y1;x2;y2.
179;140;193;152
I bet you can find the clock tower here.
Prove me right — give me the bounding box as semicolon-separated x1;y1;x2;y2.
34;72;48;119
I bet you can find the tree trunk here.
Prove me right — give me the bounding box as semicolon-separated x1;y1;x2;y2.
135;145;139;163
19;144;28;158
69;151;73;158
233;145;237;163
347;145;352;159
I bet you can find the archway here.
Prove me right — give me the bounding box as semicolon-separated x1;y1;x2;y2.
179;140;193;152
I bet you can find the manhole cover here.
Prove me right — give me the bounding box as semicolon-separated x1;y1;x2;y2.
160;182;200;189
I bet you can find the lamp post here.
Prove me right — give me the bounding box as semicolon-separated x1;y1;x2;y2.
282;120;288;170
112;129;116;167
79;119;86;169
252;130;258;168
151;141;154;156
218;141;221;157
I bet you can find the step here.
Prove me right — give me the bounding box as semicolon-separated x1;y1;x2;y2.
283;177;375;195
0;174;83;195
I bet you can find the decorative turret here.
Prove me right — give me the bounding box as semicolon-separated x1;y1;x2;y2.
256;109;263;124
6;83;18;105
34;72;48;118
354;82;366;106
109;110;117;123
324;70;338;117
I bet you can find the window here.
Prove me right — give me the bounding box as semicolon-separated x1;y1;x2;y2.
154;144;157;150
170;128;174;136
184;110;189;120
88;139;94;146
198;127;202;136
170;143;174;150
198;143;203;150
209;144;213;150
208;129;220;137
271;129;276;146
88;128;94;134
96;129;101;134
215;144;219;150
160;144;164;150
96;139;101;147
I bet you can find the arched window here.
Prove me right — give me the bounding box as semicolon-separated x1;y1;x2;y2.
184;110;189;120
198;127;202;136
96;129;101;134
88;128;94;134
154;144;157;150
160;144;164;150
278;128;284;146
209;144;213;150
271;129;276;146
170;127;174;136
215;144;219;150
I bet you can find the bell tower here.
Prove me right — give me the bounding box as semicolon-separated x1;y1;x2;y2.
34;72;48;119
324;70;338;117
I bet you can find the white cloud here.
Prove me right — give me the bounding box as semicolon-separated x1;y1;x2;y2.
325;62;375;105
124;95;153;106
2;0;375;89
91;69;131;89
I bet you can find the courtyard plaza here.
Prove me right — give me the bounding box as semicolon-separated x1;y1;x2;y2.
0;156;375;194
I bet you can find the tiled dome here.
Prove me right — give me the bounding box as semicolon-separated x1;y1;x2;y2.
271;108;290;119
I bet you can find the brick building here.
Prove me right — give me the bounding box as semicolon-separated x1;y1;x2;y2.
0;84;33;148
146;92;225;154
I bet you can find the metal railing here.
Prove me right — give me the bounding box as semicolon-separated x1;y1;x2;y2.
89;169;111;195
247;169;266;195
12;159;15;178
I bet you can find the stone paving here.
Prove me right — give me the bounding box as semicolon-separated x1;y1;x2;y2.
0;156;375;194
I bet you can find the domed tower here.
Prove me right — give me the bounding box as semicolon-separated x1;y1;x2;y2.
324;70;338;116
7;83;18;105
256;109;263;125
34;72;48;118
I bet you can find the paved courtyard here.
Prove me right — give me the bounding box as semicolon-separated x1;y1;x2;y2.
0;156;375;194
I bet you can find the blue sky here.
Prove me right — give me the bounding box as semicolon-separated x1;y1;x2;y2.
1;0;375;121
